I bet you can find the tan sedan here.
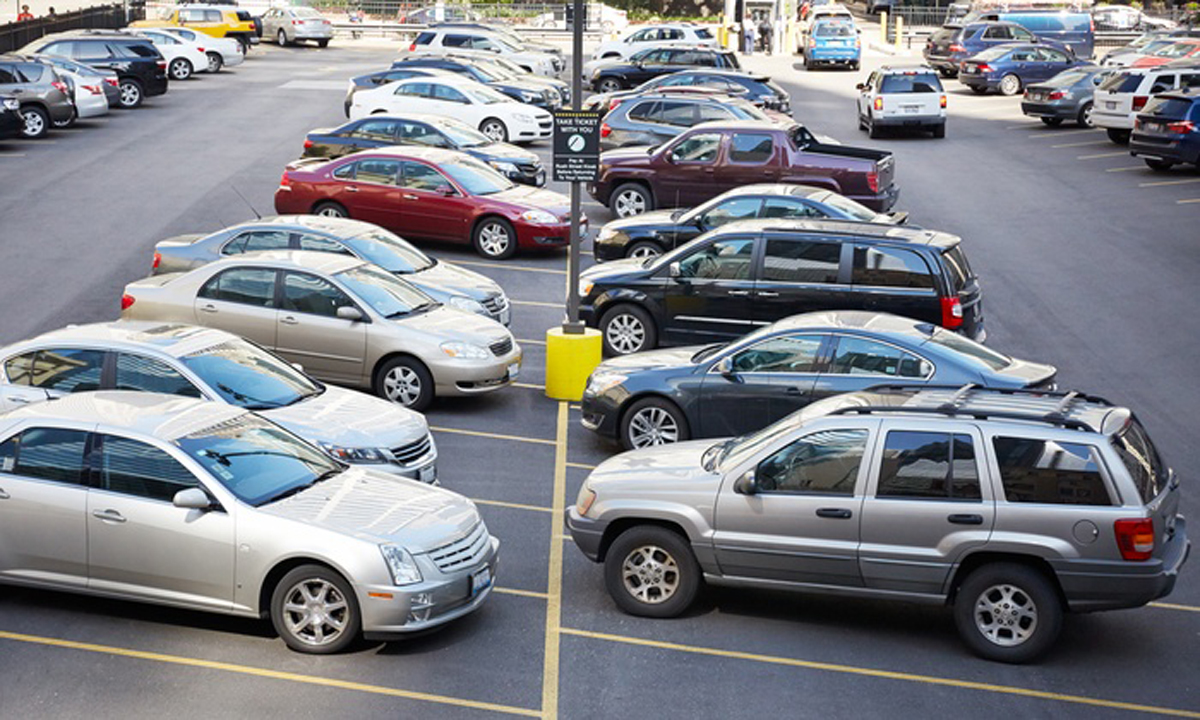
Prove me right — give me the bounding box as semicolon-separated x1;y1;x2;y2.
121;251;521;410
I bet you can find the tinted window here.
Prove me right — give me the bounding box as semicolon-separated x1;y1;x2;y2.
432;84;469;103
281;272;354;318
983;26;1012;39
351;119;398;139
880;73;943;93
401;161;451;191
762;240;840;283
1037;48;1070;62
1099;71;1142;93
182;340;320;410
993;437;1111;506
296;234;352;255
443;34;472;47
98;435;198;502
199;268;277;308
941;245;974;291
678;237;755;280
31;349;104;392
4;352;35;385
1144;97;1195;118
628;101;658;121
398;82;431;97
697;104;735;122
658;100;696;126
828;336;928;378
115;354;202;397
12;428;88;485
1112;418;1168;504
927;328;1011;371
756;429;868;495
226;230;291;255
355;159;399;185
669;133;721;163
762;198;820;219
852;246;933;288
729;133;773;163
877;431;980;500
332;163;356;180
732;334;823;373
413;31;435;45
0;434;13;472
701;197;762;227
695;28;713;39
398;121;453;147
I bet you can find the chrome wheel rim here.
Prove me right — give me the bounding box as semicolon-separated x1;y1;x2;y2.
627;406;679;448
974;583;1038;647
614;189;646;217
170;59;190;80
605;313;645;354
316;205;344;217
383;366;421;406
628;243;660;259
21;110;44;137
282;578;349;647
1081;104;1093;127
1000;75;1020;96
622;545;679;604
120;83;140;106
478;222;511;257
600;79;621;93
278;29;287;45
207;53;221;72
481;121;506;142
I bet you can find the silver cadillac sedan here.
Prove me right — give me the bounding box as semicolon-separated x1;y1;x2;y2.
0;321;439;483
0;392;498;653
121;251;522;410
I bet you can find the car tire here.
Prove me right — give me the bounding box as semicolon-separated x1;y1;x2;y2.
598;77;623;93
610;182;653;218
169;57;193;81
939;68;956;78
625;240;663;260
374;356;435;410
318;39;330;48
600;303;656;356
604;525;702;619
867;114;881;139
999;74;1022;96
931;123;946;138
851;61;860;71
51;107;76;129
313;201;349;218
472;217;518;260
479;118;508;143
1145;158;1174;172
969;85;989;95
118;79;143;108
19;105;49;139
206;51;224;73
1040;117;1063;127
953;563;1062;664
278;29;289;46
1107;128;1131;145
620;396;690;450
1077;101;1093;127
271;564;361;654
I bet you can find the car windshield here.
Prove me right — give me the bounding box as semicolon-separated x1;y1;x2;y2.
881;73;943;93
704;397;846;472
182;340;323;410
1155;41;1200;58
335;265;437;318
814;23;855;37
441;156;514;195
433;118;491;148
466;84;508;104
177;414;342;507
349;228;435;273
925;328;1012;371
1143;96;1195;118
809;190;880;221
1139;39;1176;54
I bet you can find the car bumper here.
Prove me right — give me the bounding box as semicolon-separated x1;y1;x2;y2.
145;74;170;97
872;113;944;127
1131;133;1200;165
808;50;860;62
579;386;623;439
592;235;631;262
516;217;586;249
849;184;899;213
1055;516;1189;612
1092;109;1133;130
432;348;523;396
565;506;607;561
357;452;439;485
925;54;963;71
294;28;334;40
1021;101;1078;120
76;94;108;118
957;74;997;91
511;119;553;143
0;112;21;139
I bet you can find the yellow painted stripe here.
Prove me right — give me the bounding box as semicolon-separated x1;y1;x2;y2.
494;587;550;600
510;299;563;309
1077;151;1131;159
1051;139;1108;148
516;338;548;346
1149;601;1200;613
430;426;556;446
1140;177;1200;188
471;497;553;514
560;628;1200;717
541;401;569;720
512;382;546;391
566;461;596;470
452;260;567;276
1178;198;1200;205
0;630;540;717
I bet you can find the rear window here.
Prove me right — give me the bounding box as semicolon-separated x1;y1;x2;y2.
236;10;253;21
695;28;713;39
1112;417;1169;503
881;73;942;93
1099;71;1143;93
931;27;960;43
926;328;1012;371
1143;97;1195;119
414;31;435;46
1042;69;1090;87
940;244;974;291
121;42;159;59
814;23;855;37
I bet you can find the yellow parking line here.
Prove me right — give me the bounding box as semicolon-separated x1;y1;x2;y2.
510;299;563;309
471;497;553;514
1139;177;1200;188
430;426;556;446
0;630;540;717
1178;198;1200;204
494;587;550;600
559;628;1200;718
1050;140;1108;148
566;461;596;470
1078;151;1130;159
453;260;567;276
0;152;26;158
1106;166;1147;172
1031;129;1095;138
512;382;546;391
517;338;547;346
1150;601;1200;612
541;402;569;720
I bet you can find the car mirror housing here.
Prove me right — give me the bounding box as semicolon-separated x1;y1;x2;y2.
336;306;364;322
716;356;735;376
173;487;214;510
855;83;866;90
733;470;757;495
290;362;305;373
668;261;682;278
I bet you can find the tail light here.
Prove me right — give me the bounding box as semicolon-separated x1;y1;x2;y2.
975;63;991;73
303;138;314;150
157;60;168;70
866;170;879;193
1048;91;1065;100
600;122;611;138
1134;118;1143;130
121;294;136;311
51;80;69;95
1167;120;1196;134
1114;519;1154;561
1132;95;1148;111
940;95;947;108
949;43;964;53
279;171;291;188
408;42;417;51
104;77;118;87
84;84;102;95
941;296;963;330
152;252;161;269
608;98;623;112
197;47;205;53
292;19;301;25
873;97;883;111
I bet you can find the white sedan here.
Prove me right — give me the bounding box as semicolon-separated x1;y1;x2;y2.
155;26;244;73
138;28;211;80
350;76;552;144
590;23;718;61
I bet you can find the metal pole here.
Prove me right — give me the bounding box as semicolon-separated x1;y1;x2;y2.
563;0;585;334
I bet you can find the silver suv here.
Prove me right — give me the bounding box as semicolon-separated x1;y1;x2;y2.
566;385;1189;663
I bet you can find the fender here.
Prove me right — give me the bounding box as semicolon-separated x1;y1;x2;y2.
592;288;665;327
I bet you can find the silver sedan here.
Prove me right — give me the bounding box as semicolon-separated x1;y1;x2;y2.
262;6;333;47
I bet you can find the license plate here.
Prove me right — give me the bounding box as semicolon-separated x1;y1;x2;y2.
471;566;492;596
1145;122;1162;133
536;169;546;186
419;464;436;484
500;307;511;325
903;105;920;113
1106;102;1116;110
507;362;520;380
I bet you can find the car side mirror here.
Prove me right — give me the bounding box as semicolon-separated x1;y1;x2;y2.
173;487;214;511
290;362;305;373
855;83;866;90
336;306;364;322
733;470;757;495
716;356;735;376
668;261;682;278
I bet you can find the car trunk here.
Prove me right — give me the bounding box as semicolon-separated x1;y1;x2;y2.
927;26;962;58
1110;416;1184;569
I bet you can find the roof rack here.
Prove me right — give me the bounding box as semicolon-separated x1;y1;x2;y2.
828;384;1113;432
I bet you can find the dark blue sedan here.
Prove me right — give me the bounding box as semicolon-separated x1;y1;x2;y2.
1130;90;1200;171
958;43;1085;95
580;311;1057;449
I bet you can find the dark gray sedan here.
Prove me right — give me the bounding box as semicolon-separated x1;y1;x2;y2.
1020;65;1109;126
580;311;1056;450
601;92;775;150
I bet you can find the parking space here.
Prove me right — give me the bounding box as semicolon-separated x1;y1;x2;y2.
1;36;1200;719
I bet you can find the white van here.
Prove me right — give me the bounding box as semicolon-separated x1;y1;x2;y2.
1092;61;1200;143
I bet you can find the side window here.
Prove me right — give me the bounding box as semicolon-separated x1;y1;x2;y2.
656;73;694;87
992;437;1112;506
398;82;431;97
401;161;452;191
1011;49;1037;62
983;26;1010;39
115;354;202;397
678;237;756;280
668;132;722;163
98;435;198;502
665;28;684;40
12;428;89;485
355;159;400;185
700;197;762;228
852;246;934;288
1038;48;1068;62
332;162;356;180
877;431;981;500
762;239;841;284
4;352;37;385
226;230;290;255
756;429;869;495
762;198;821;219
729;133;774;163
351;119;398;139
696;104;734;123
657;100;697;126
828;336;930;378
0;434;14;472
205;10;222;22
443;34;472;47
432;84;469;103
1011;27;1035;41
297;234;353;255
281;272;354;318
732;334;823;373
629;29;650;42
627;101;659;122
0;66;21;85
413;31;435;46
31;349;105;393
198;268;277;308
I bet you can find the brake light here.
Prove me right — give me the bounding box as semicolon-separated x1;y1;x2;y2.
1132;95;1148;111
152;252;161;269
975;63;991;73
1167;120;1196;134
940;296;963;329
1048;90;1065;100
51;80;69;95
949;43;964;53
866;170;879;193
197;47;205;53
608;98;623;111
279;171;292;188
873;97;883;111
1114;519;1155;561
292;19;301;25
600;122;611;138
940;95;947;108
104;77;118;87
157;60;167;70
408;42;417;51
303;138;314;150
121;294;136;311
84;84;102;95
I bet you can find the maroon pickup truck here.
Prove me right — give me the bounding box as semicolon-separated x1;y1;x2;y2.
588;120;899;217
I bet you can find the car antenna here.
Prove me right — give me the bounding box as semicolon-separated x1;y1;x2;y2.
231;184;262;220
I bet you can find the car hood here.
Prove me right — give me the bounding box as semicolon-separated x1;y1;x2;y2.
590;58;637;74
587;439;718;488
395;305;512;345
261;467;479;551
604;209;687;234
410;260;502;300
467;141;540;164
497;79;553;96
491;185;571;217
600;145;655;168
596;345;704;373
582;256;650;282
259;384;427;450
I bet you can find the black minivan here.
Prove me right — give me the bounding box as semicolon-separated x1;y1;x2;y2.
579;218;983;355
21;32;168;108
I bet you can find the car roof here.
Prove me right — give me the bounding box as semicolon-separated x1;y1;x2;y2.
708;218;960;248
0;390;246;441
392;74;488;89
343;111;465;127
221;214;380;237
217;250;368;274
878;64;939;73
631;91;746;103
325;144;462;164
765;310;939;338
11;321;237;359
665;68;769;81
717;183;830;199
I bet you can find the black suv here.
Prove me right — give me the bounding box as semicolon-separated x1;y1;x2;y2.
20;32;168;108
589;45;741;93
0;94;23;140
391;56;562;109
580;218;984;355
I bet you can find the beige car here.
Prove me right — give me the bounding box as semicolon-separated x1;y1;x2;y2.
121;251;521;410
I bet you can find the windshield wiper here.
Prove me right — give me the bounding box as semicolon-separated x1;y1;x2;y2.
261;467;341;505
217;383;284;410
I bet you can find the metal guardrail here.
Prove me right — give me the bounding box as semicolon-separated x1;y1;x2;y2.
0;4;141;53
331;19;603;39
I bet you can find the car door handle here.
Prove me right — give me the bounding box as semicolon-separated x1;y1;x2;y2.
403;194;418;200
344;185;359;193
948;513;984;525
280;315;299;325
199;303;218;313
6;397;29;405
92;509;126;523
0;488;9;500
726;289;751;296
784;386;806;395
757;291;779;297
816;508;852;519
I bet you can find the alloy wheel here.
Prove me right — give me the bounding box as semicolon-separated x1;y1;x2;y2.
477;222;511;257
280;578;350;648
614;189;646;217
481;121;506;142
316;205;346;218
207;53;222;73
973;583;1038;647
628;242;660;259
621;545;680;604
999;74;1021;96
170;58;191;81
383;365;422;406
120;82;141;107
605;313;645;354
627;406;679;448
21;110;44;138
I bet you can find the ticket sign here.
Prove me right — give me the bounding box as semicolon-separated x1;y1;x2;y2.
552;111;602;183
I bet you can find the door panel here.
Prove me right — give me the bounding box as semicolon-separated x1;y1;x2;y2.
810;334;932;402
193;268;280;350
397;161;472;242
276;272;367;382
751;238;850;324
699;333;827;436
849;244;941;325
654;132;724;208
344;158;402;230
662;236;760;343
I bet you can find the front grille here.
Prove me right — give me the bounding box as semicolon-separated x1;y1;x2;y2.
489;337;513;357
391;433;432;466
552;57;564;72
429;521;490;572
538;117;552;130
483;293;509;314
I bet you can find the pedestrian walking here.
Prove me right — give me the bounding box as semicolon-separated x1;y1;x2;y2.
759;16;773;55
743;17;755;55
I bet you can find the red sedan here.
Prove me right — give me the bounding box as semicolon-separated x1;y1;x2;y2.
275;147;582;260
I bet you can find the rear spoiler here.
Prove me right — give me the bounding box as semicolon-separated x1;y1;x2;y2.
285;157;328;172
887;211;909;225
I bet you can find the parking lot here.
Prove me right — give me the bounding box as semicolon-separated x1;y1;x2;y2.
1;36;1199;719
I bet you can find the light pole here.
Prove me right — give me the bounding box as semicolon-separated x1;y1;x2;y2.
562;0;585;336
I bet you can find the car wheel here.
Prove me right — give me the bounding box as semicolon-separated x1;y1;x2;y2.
479;118;508;143
598;77;623;93
1107;128;1131;145
1145;158;1174;172
621;397;690;450
999;74;1022;96
318;39;330;48
953;563;1062;664
939;68;956;78
473;217;518;260
625;240;662;260
600;304;656;356
51;107;76;129
277;29;289;46
604;526;702;618
1040;116;1063;127
931;123;946;138
19;106;49;139
312;201;348;218
206;51;224;73
610;183;652;217
1077;101;1093;127
169;57;193;81
851;61;860;71
374;356;434;410
271;564;360;654
118;79;143;108
969;85;989;95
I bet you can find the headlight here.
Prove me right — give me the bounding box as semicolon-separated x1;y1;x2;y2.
380;544;422;586
448;295;488;316
489;160;520;176
318;442;388;464
586;370;627;395
521;209;558;224
513;113;535;123
580;279;594;296
596;226;621;243
440;341;491;360
577;487;597;517
519;91;539;103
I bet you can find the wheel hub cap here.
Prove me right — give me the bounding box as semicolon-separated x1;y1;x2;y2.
283;579;348;646
622;545;679;604
384;367;421;406
605;314;644;354
615;190;645;217
628;407;678;448
974;583;1037;647
479;223;510;256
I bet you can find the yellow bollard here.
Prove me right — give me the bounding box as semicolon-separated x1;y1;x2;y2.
880;11;887;45
544;327;603;401
895;16;904;50
718;24;727;49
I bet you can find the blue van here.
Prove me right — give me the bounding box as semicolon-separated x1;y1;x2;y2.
973;11;1094;59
